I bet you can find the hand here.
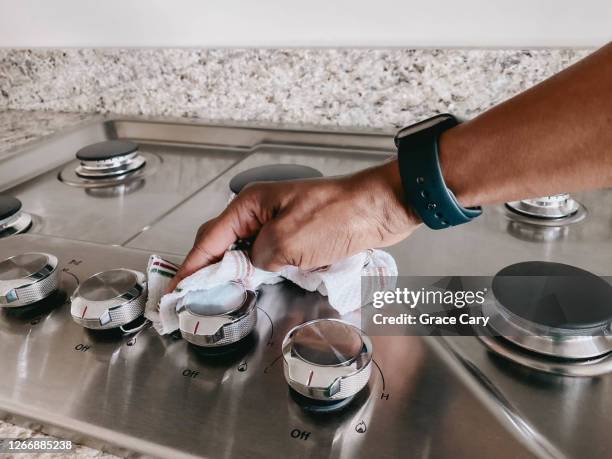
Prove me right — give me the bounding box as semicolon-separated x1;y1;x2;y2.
167;158;419;292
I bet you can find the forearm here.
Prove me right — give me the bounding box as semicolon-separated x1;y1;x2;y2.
439;42;612;208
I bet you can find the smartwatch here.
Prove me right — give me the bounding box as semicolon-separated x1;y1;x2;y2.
394;114;482;229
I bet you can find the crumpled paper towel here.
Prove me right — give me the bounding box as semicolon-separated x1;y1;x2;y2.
145;249;397;334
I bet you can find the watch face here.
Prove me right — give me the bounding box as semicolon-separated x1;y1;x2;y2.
394;114;455;145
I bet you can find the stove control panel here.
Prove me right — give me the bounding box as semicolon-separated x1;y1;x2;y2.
0;252;59;307
178;282;258;347
70;268;147;330
0;233;532;459
282;318;373;410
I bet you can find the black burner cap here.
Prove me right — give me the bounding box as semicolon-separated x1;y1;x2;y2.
492;261;612;329
76;140;139;161
229;164;323;194
0;195;22;220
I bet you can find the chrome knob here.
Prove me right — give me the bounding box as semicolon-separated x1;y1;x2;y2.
178;282;257;347
282;319;373;402
70;269;146;329
0;253;59;307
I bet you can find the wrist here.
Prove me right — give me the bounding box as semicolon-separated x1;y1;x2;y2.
438;123;482;208
365;159;421;230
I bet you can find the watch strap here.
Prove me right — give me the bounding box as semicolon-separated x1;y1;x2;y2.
395;114;482;229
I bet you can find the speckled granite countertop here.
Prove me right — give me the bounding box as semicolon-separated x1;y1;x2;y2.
0;48;590;129
0;110;95;157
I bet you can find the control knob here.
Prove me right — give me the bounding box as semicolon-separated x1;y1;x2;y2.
282;319;373;404
70;269;146;329
0;196;32;239
178;281;257;347
0;253;59;307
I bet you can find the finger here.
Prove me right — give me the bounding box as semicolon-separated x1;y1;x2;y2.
170;244;219;290
166;187;269;291
166;216;236;292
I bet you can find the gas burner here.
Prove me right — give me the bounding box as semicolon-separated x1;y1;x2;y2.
58;140;161;188
178;282;257;347
70;268;147;330
506;193;584;222
283;319;372;409
482;261;612;368
0;253;59;307
75;140;145;179
229;164;323;198
479;335;612;377
0;196;32;239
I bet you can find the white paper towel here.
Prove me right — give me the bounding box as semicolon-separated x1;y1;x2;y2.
145;249;397;334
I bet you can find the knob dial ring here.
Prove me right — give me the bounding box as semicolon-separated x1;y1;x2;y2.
178;282;257;347
283;319;373;401
70;269;147;329
0;252;59;307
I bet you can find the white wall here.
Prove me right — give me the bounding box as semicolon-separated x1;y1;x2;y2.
0;0;610;48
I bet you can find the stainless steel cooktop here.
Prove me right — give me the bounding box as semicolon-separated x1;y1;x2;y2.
0;117;610;459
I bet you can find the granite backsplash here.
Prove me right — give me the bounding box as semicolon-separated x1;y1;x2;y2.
0;48;590;129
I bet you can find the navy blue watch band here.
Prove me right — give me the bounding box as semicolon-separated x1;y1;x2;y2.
395;114;482;229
